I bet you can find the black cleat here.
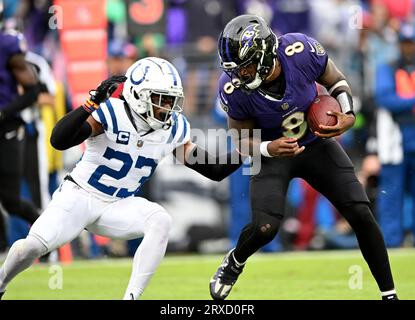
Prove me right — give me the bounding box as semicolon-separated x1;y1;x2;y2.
209;249;244;300
0;291;4;300
382;294;398;301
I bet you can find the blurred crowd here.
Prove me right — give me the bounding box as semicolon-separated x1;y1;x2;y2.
1;0;415;262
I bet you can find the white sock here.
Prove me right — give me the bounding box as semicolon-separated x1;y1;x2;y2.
381;289;397;296
122;211;172;300
0;236;47;292
232;251;246;267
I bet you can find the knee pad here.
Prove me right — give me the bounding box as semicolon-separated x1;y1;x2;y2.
250;211;282;244
147;209;172;236
12;236;47;263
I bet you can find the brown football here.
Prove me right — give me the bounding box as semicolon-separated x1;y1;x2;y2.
307;95;341;133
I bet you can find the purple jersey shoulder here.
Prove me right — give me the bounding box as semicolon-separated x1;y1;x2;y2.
278;33;328;81
218;73;250;120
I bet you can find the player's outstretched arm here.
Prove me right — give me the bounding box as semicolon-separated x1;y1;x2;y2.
50;75;126;150
174;141;244;182
315;58;355;138
227;116;259;156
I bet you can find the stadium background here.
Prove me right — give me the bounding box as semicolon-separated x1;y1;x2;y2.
1;0;415;299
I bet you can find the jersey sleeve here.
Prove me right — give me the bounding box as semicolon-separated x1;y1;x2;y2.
91;98;118;133
218;73;250;121
303;34;328;80
167;113;191;145
179;114;191;144
285;33;328;82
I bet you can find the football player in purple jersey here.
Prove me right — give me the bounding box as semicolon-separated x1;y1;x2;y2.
209;14;398;301
0;7;46;253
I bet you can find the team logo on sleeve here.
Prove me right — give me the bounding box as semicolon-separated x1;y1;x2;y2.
239;24;260;59
313;41;326;56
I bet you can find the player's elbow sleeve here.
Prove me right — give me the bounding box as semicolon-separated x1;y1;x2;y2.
51;121;92;150
185;146;243;181
50;133;64;150
50;126;70;150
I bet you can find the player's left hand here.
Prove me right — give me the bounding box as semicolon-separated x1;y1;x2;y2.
314;111;355;138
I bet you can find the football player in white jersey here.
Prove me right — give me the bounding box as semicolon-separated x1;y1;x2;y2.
0;57;243;300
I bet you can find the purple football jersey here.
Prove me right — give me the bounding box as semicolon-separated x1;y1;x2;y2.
219;33;328;145
0;30;26;110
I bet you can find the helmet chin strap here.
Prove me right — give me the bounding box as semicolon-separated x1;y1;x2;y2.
129;105;162;131
132;103;173;131
245;59;275;90
146;117;164;130
245;53;277;90
131;110;152;131
245;73;263;89
140;112;173;131
263;59;277;82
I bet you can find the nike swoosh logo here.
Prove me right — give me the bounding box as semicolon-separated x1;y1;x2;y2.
307;41;315;53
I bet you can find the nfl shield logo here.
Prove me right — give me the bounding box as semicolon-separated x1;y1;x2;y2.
137;140;144;148
281;103;289;110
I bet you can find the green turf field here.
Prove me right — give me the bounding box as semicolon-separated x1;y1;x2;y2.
2;248;414;300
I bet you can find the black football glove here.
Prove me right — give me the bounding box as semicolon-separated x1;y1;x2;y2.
89;75;127;105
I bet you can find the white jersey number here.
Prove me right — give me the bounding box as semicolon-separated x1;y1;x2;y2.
284;41;305;57
281;112;308;139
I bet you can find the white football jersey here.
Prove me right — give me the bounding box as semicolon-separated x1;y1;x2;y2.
70;97;190;201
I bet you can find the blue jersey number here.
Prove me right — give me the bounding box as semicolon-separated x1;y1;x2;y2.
87;147;157;198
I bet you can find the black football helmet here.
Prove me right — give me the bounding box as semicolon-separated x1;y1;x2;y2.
218;14;278;91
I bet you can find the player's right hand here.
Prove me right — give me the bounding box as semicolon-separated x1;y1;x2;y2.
89;75;127;105
267;137;305;157
82;75;127;114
